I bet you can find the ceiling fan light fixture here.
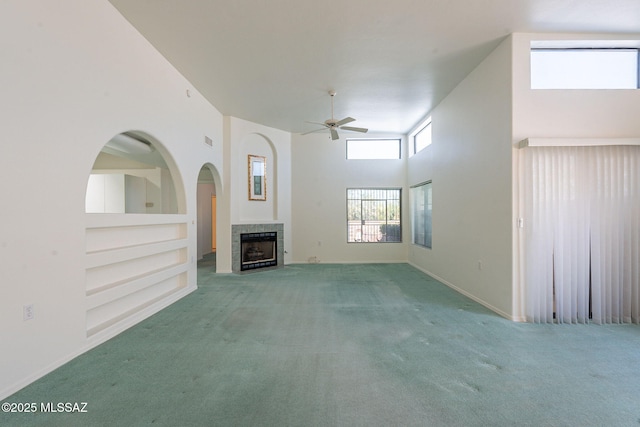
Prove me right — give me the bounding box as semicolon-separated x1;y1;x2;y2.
301;91;368;140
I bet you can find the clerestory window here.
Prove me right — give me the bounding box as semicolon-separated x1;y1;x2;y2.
531;42;639;89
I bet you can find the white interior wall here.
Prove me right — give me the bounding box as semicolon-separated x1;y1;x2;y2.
512;33;640;140
291;132;408;264
86;174;126;213
87;169;172;214
242;134;276;221
124;174;147;213
407;37;514;318
0;0;224;399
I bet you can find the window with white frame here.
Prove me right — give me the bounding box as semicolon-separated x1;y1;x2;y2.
346;139;401;160
411;181;432;249
347;188;401;243
530;44;639;89
411;117;432;155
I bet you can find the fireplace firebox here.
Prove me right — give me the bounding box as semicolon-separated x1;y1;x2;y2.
232;223;283;273
240;232;277;271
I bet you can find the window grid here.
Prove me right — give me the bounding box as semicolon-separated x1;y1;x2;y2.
347;188;401;243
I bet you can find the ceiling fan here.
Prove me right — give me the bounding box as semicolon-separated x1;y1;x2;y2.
302;90;368;140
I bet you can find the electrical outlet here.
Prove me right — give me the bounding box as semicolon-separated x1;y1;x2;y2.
23;304;34;321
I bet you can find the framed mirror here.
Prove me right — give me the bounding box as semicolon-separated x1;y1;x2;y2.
248;154;266;201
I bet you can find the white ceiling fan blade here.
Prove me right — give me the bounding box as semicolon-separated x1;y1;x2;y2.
305;120;328;127
301;127;328;135
303;92;360;140
340;126;368;133
336;117;355;126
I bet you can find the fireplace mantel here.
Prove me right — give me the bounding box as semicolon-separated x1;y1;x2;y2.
232;223;284;273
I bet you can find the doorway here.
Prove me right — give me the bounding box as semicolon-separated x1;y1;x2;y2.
197;166;217;270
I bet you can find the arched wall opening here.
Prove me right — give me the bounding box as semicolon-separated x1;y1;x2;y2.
197;163;221;272
84;131;191;340
86;131;185;214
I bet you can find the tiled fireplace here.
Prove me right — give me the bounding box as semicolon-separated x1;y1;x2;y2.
232;223;284;273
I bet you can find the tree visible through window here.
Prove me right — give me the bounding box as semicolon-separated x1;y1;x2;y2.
347;188;401;243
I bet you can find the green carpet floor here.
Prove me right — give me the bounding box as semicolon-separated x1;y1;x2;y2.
2;263;640;426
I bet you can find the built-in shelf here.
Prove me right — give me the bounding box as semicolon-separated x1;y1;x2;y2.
85;214;190;337
86;238;188;267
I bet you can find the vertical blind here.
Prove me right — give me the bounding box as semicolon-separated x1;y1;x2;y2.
411;182;432;248
522;145;640;323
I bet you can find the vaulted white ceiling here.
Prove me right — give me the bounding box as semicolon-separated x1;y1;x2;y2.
108;0;640;134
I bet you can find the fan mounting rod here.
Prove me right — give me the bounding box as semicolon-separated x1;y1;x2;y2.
329;90;336;120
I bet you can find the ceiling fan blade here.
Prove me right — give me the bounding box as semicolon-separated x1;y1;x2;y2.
340;126;368;133
301;127;328;135
305;120;328;127
330;128;339;140
336;117;355;126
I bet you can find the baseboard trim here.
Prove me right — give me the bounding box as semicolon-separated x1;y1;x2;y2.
289;260;406;265
407;262;519;321
0;285;196;401
85;285;196;348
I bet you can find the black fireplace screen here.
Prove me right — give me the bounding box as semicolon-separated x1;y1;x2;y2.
240;232;277;271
